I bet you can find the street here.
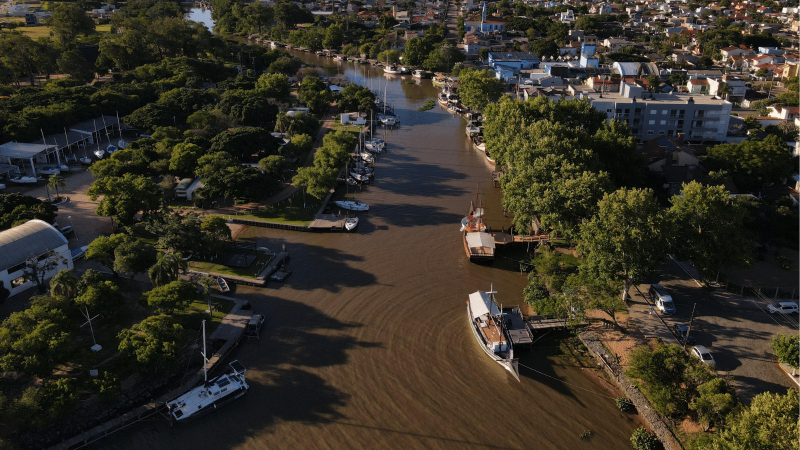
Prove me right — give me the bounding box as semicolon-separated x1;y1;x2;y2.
628;258;798;403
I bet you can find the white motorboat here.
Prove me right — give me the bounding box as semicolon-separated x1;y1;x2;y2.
383;65;402;74
345;217;359;231
380;116;397;126
38;165;60;175
106;144;118;155
467;286;520;381
9;174;38;184
346;177;359;186
358;152;375;163
466;122;481;137
80;156;93;165
167;321;248;423
94;149;105;159
217;277;230;293
412;70;426;79
365;141;383;153
350;172;370;182
334;199;369;211
399;66;411;74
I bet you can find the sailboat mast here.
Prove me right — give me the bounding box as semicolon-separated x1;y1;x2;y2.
202;320;208;383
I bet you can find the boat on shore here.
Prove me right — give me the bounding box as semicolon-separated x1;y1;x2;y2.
9;174;38;184
167;321;249;423
94;148;105;159
383;65;402;74
467;286;520;381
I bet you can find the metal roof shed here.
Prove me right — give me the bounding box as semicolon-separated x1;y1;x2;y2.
0;142;56;175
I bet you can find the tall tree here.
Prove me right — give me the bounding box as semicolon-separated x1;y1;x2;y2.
117;314;184;373
87;174;162;227
669;182;755;279
578;188;667;302
148;251;188;287
705;390;798;450
298;76;333;113
46;175;67;201
86;234;131;276
141;280;200;313
255;73;290;101
47;3;96;46
703;135;795;192
113;238;157;283
457;68;505;111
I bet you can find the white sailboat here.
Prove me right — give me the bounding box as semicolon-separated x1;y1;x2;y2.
334;199;369;211
167;321;249;423
467;286;520;381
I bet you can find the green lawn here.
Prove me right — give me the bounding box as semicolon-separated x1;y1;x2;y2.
216;190;321;225
188;251;275;279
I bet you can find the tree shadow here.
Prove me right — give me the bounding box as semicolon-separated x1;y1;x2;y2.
368;203;462;228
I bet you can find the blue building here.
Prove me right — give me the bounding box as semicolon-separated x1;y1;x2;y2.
579;38;598;68
487;52;540;72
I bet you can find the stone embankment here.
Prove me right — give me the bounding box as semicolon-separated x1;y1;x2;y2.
579;331;684;450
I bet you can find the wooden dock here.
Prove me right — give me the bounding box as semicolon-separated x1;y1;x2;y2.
526;315;567;333
492;232;550;245
309;214;347;230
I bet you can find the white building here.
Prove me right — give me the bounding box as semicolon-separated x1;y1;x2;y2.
585;82;733;142
0;220;73;298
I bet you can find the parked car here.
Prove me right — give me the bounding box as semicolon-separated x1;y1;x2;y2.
691;345;716;366
58;225;74;236
767;302;798;315
672;323;696;346
650;284;676;315
70;245;88;260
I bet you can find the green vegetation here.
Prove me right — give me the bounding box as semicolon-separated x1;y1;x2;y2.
188;250;275;279
0;192;58;230
771;334;799;371
418;100;435;112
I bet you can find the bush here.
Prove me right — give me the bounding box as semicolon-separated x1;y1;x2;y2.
630;427;659;450
616;396;633;413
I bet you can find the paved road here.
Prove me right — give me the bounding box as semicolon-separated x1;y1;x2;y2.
628;258;798;404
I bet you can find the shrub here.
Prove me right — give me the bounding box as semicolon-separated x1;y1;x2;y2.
630;427;659;450
616;396;633;413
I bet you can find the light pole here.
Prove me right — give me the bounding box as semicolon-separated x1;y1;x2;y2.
68;215;75;241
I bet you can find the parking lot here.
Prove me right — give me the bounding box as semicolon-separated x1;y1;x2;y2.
628;258;798;404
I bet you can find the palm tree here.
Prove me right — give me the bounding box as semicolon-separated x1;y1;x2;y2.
199;276;218;318
47;174;67;201
50;269;79;299
148;251;187;287
717;82;732;101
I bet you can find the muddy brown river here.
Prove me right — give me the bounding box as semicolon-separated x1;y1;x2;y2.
98;53;640;449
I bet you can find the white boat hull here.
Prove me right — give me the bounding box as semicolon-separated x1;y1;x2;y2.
345;217;359;231
467;302;520;381
334;200;369;211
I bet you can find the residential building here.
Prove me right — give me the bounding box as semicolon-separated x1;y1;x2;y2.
579;36;598;68
767;106;800;121
487;52;540;71
603;38;633;53
641;135;706;195
585;81;733;142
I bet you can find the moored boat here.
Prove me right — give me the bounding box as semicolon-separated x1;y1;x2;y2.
345;217;359;231
467;286;520;381
94;149;105;159
37;165;60;175
167;321;249;422
334;199;369;211
463;230;495;262
412;69;426;79
383;65;402;74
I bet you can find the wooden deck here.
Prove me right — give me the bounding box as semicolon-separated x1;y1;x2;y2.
309;214;347;230
478;318;506;346
492;232;550;245
527;316;567;333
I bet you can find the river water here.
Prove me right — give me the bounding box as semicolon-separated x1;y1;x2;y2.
98;52;640;449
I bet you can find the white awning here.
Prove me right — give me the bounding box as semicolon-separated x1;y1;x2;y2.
469;291;500;318
465;232;495;249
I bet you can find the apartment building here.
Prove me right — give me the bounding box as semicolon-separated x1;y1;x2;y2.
586;82;733;142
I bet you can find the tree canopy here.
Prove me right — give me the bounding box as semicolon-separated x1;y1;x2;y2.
117;314;184;372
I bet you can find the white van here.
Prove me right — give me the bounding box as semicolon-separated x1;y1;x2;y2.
650;284;676;315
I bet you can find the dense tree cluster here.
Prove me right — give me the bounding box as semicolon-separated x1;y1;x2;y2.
293;130;357;199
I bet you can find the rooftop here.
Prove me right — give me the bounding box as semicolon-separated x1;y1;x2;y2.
0;219;68;272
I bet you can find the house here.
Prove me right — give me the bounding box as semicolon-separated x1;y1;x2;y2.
340;112;367;125
767;106;800;121
641;135;706;195
0;220;74;298
720;46;754;59
687;78;710;94
487;52;540;72
782;62;799;78
603;38;633;53
706;75;746;102
558;10;575;23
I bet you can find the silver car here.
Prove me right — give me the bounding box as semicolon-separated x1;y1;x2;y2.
691;345;716;366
